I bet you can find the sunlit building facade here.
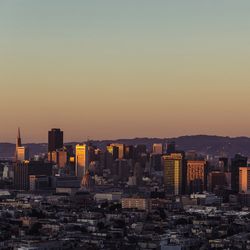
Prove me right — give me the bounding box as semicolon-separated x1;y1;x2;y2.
110;143;125;159
239;167;250;194
152;143;163;155
75;144;89;178
106;145;119;160
17;146;29;162
162;153;183;195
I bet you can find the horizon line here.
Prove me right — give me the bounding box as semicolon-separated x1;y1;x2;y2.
1;134;250;144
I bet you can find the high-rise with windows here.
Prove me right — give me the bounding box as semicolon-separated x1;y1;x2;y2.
231;154;247;193
239;167;250;193
75;144;89;178
162;153;183;195
187;160;206;194
110;143;125;159
48;128;63;153
15;128;29;162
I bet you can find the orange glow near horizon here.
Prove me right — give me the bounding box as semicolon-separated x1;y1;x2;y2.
1;1;250;142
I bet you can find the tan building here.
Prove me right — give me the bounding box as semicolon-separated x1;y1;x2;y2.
17;146;29;162
187;160;206;193
239;167;250;194
162;153;182;195
121;197;150;211
49;149;67;168
152;143;163;155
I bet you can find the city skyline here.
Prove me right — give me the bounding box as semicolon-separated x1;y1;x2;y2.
1;1;250;142
2;2;250;249
5;126;250;144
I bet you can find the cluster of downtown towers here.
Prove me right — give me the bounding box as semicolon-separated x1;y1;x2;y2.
14;128;250;196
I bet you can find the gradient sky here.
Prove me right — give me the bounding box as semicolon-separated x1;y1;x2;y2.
1;0;250;142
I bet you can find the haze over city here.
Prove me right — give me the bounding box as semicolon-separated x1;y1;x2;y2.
1;0;250;142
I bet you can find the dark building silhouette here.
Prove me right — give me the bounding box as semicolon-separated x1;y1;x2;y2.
14;160;52;190
151;154;162;171
231;154;247;193
219;157;229;172
166;141;176;154
208;171;228;192
16;127;21;148
135;144;147;160
124;145;134;159
48;128;63;153
101;151;114;170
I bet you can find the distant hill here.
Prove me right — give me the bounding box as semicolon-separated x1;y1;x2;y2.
1;135;250;158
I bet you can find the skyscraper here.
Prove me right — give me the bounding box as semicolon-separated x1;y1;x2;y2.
75;144;89;179
124;145;134;159
110;143;125;159
48;128;63;153
106;145;119;160
16;146;29;162
162;153;183;195
15;128;29;162
231;154;247;193
187;160;206;194
239;167;250;193
15;127;21;161
16;127;21;148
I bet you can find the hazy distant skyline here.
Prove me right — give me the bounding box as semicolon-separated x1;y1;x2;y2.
1;1;250;142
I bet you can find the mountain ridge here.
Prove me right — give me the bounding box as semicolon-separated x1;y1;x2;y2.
1;135;250;158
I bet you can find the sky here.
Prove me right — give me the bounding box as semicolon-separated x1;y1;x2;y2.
0;0;250;142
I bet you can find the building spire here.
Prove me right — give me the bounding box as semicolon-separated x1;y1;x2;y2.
17;127;22;148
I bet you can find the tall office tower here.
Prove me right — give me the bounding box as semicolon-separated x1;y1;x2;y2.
15;128;29;162
50;148;68;168
107;145;119;160
151;154;162;171
231;154;248;193
239;167;250;193
187;160;206;194
219;157;229;172
88;144;96;162
152;143;163;155
162;153;183;195
113;159;130;181
134;162;143;185
124;145;134;159
14;160;52;190
48;128;63;153
17;146;29;162
75;144;89;179
15;127;21;160
110;143;125;159
166;141;176;154
102;151;114;170
135;144;147;160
